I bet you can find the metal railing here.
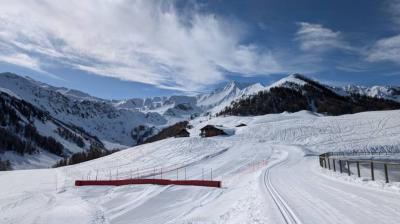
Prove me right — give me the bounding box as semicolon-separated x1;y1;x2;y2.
319;153;400;183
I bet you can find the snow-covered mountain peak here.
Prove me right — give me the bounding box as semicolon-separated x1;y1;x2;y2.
0;72;100;102
223;80;238;90
343;85;400;102
197;81;251;108
197;80;265;114
267;74;309;90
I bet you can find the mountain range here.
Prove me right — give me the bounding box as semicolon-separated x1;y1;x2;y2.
0;72;399;169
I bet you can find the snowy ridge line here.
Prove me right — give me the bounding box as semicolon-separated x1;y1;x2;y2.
263;153;302;224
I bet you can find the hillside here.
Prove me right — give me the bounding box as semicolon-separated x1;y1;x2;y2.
0;73;167;146
218;74;400;116
0;91;104;169
2;109;400;223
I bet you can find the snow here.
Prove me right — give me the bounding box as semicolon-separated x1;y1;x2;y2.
342;85;400;102
101;140;129;151
198;81;266;115
266;74;308;90
2;109;400;223
0;150;61;169
0;87;21;99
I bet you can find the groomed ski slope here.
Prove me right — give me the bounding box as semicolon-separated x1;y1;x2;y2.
1;110;400;223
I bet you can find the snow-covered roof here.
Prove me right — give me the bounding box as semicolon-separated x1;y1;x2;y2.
200;124;235;135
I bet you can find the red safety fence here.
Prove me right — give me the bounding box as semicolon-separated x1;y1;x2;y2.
75;178;221;188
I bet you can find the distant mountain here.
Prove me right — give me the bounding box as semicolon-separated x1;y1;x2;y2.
218;74;400;116
0;73;167;147
0;91;103;169
197;81;264;114
340;85;400;102
113;81;264;117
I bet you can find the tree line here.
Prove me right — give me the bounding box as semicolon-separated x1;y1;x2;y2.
53;144;119;167
0;159;11;171
56;127;85;148
0;93;64;156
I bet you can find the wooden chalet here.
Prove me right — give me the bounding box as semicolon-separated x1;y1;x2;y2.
200;125;228;137
175;128;190;137
236;123;247;127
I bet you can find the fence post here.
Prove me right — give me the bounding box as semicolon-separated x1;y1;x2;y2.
324;158;327;168
339;160;343;173
384;163;389;183
357;162;360;177
333;159;336;172
371;162;375;181
328;158;331;170
347;161;351;176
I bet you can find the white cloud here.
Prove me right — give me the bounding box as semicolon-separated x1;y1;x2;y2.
0;51;61;79
0;0;282;91
367;34;400;64
387;0;400;27
0;53;41;71
295;22;352;52
365;1;400;64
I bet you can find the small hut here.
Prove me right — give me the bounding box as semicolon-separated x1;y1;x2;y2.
175;129;190;138
200;125;234;137
236;123;247;127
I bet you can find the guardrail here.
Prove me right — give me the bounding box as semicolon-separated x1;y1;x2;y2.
319;153;400;183
323;151;400;158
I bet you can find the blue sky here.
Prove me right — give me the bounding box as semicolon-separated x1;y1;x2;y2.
0;0;399;99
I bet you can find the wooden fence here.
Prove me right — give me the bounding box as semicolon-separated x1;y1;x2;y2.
319;153;400;183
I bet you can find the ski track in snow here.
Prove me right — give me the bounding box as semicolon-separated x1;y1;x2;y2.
267;147;400;224
2;110;400;223
262;148;302;224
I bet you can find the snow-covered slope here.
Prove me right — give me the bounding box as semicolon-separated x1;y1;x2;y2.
0;91;104;169
197;81;265;114
0;73;167;146
2;109;400;223
343;85;400;102
266;74;308;90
